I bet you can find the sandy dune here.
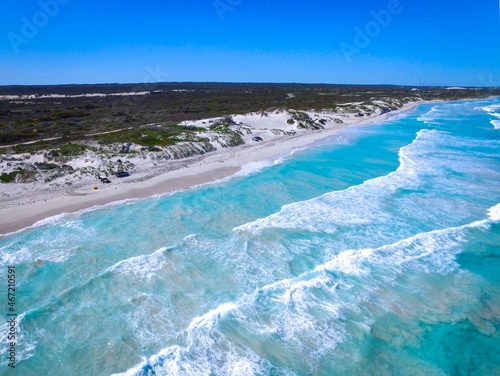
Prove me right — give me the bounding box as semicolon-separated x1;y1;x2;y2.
0;102;421;235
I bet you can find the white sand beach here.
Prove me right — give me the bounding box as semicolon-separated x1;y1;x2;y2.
0;102;421;235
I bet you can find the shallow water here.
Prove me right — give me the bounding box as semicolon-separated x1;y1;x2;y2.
1;99;499;375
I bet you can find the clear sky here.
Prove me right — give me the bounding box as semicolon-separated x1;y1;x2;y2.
1;0;499;86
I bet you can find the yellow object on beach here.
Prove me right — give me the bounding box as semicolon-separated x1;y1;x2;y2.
92;186;98;190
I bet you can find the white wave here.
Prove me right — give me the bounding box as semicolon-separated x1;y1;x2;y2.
271;205;497;310
113;298;267;376
316;221;481;276
114;201;499;376
187;302;238;331
322;203;498;277
0;246;31;266
0;313;37;367
233;129;436;234
116;268;343;375
125;294;176;353
488;203;500;222
113;345;183;376
105;247;170;279
0;240;79;266
116;208;497;376
417;104;467;125
234;126;499;236
491;120;500;129
291;202;496;281
232;174;388;233
476;104;500;113
40;248;74;263
0;216;98;265
151;149;295;199
1;197;143;238
115;344;267;376
488;112;500;119
224;147;301;181
30;212;75;229
232;160;277;178
251;202;499;310
417;106;441;124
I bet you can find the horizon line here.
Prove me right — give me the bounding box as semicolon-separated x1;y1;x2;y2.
0;81;498;89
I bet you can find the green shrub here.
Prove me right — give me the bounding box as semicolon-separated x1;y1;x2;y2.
0;170;21;183
57;144;88;156
98;125;203;147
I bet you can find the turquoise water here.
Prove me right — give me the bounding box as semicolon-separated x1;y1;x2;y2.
1;99;500;375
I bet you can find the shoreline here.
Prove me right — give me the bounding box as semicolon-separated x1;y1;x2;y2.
0;101;423;235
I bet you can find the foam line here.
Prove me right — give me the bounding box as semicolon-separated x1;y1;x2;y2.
233;129;432;234
105;247;169;279
115;202;498;375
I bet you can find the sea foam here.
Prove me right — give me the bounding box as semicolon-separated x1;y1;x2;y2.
114;204;497;376
488;203;500;221
233;129;439;234
105;247;169;279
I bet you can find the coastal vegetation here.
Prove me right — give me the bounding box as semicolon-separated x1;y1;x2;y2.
1;83;498;150
0;83;498;183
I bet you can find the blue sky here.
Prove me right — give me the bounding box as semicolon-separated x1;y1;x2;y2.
1;0;499;86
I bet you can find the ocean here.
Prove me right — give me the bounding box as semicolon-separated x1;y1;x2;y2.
1;98;499;375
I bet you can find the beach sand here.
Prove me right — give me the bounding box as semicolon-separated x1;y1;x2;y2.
0;102;421;235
